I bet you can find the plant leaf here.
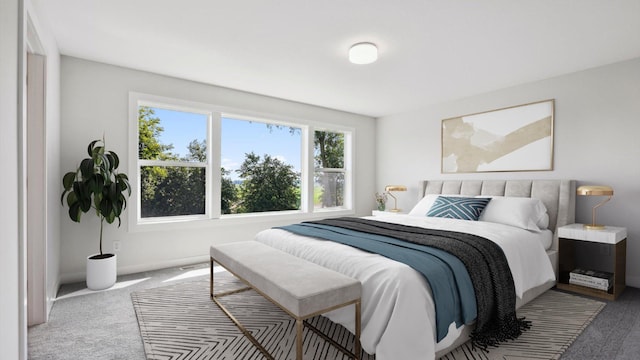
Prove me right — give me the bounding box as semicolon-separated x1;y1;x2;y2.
93;189;103;210
69;202;82;222
92;174;104;194
87;140;100;156
113;199;122;217
109;151;120;169
117;175;131;196
92;145;104;159
73;181;91;212
109;182;117;199
66;191;77;207
105;152;118;172
62;172;77;190
79;158;94;179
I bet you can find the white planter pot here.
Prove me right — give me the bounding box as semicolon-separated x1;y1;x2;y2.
86;253;117;290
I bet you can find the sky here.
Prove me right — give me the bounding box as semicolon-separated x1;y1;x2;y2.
152;107;301;181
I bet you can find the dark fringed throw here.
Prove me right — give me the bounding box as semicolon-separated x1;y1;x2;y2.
470;314;531;351
306;217;530;349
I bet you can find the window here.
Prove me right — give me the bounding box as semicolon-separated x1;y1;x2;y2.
221;116;302;214
130;93;353;226
138;106;210;219
314;130;347;210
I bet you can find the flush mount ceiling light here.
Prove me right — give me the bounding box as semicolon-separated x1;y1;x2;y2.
348;42;378;64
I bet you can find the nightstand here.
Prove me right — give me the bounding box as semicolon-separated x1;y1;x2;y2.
557;224;627;300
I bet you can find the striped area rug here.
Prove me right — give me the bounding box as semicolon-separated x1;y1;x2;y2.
440;290;605;359
131;271;604;360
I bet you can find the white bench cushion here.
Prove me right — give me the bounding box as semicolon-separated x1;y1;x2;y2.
211;241;361;318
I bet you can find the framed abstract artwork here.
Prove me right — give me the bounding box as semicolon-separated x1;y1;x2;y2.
441;99;554;173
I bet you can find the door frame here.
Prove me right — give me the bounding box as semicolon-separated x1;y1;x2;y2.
26;17;47;326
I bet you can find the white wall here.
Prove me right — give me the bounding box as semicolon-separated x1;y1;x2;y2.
377;57;640;287
0;0;25;358
59;56;376;283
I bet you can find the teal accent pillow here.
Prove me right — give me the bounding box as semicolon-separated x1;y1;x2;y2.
426;196;491;221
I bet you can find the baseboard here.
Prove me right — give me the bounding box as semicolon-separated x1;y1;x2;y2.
46;277;60;320
58;255;210;285
117;255;210;276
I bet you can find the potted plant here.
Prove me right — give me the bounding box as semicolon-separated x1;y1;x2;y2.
61;139;131;290
375;192;387;211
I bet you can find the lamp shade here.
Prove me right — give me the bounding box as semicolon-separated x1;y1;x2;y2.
576;185;613;196
384;185;407;192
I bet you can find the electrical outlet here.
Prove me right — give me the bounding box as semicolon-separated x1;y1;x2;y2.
113;241;121;252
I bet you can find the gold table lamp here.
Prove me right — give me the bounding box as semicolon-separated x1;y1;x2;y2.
385;185;407;212
577;185;614;230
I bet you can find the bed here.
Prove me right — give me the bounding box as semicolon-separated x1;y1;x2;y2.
254;179;576;359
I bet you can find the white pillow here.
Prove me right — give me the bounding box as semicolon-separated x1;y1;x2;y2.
408;194;466;216
477;196;549;231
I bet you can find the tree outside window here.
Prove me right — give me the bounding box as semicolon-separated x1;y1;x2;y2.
314;131;345;209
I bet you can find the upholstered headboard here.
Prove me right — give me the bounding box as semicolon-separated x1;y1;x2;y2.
418;180;576;253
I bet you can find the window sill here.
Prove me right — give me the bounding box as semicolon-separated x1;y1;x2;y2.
129;209;355;233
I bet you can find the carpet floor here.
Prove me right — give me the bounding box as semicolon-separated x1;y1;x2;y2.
132;270;605;360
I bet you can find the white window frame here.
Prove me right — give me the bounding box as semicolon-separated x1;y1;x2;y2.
129;93;221;228
311;127;352;212
128;92;354;232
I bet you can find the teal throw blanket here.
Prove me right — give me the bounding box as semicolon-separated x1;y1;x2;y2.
277;217;530;350
277;222;477;341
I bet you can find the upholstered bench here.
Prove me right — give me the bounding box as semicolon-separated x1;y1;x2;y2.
210;241;362;360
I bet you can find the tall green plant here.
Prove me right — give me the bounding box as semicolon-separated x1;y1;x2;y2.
61;139;131;257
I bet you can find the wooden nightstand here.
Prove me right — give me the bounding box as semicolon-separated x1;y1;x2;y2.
557;224;627;300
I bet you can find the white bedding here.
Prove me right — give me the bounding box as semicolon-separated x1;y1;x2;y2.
254;214;556;360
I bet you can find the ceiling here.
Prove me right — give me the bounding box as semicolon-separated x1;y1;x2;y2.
33;0;640;118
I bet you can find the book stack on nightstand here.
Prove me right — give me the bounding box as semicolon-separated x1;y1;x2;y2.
569;268;613;291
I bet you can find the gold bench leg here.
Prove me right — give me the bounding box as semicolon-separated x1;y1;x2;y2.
355;300;361;360
210;257;214;298
210;258;274;360
302;301;362;360
296;318;304;360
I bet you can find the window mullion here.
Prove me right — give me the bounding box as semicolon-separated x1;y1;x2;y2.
344;131;354;210
314;168;345;173
210;112;222;219
301;126;312;213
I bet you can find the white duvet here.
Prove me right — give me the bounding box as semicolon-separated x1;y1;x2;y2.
254;214;556;360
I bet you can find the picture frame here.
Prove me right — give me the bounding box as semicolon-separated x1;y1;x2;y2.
441;99;554;173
